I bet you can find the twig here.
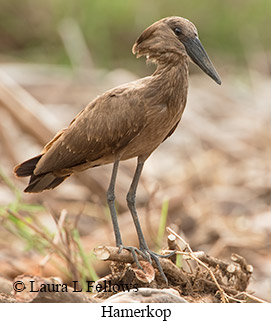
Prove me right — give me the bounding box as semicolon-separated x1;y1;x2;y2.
167;234;177;263
234;292;267;303
0;72;55;144
94;245;143;263
166;227;195;273
93;245;189;285
166;227;193;253
185;251;229;302
166;227;230;303
231;253;253;274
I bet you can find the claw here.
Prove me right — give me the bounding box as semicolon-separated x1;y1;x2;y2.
141;249;152;263
118;245;147;269
152;250;176;258
128;247;170;284
149;252;168;285
117;244;169;284
117;245;123;254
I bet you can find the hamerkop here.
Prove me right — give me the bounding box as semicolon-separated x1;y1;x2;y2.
14;17;221;282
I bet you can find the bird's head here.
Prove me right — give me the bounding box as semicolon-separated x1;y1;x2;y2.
133;16;221;85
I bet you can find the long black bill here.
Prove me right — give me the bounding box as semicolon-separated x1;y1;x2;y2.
183;37;221;85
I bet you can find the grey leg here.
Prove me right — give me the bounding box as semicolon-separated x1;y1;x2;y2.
107;160;122;247
107;160;145;267
107;158;174;284
126;157;173;283
126;159;149;250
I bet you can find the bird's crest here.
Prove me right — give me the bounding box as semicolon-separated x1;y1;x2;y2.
132;23;157;58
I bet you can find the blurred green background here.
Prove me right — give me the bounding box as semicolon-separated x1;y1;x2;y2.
0;0;270;73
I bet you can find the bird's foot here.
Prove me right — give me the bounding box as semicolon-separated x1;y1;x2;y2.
118;244;176;284
118;245;148;269
139;247;176;284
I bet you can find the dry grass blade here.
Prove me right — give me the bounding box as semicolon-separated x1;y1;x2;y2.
165;227;257;303
6;209;97;284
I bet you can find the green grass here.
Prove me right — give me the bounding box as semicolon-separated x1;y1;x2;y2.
0;166;45;215
72;228;99;284
156;199;169;249
0;166;99;285
0;0;270;71
0;167;46;254
176;253;182;268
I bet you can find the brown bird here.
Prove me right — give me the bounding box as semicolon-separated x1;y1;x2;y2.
14;16;221;282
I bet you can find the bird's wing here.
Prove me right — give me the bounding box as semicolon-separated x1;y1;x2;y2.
34;86;145;175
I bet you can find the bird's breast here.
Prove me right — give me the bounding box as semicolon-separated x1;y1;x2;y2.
120;101;184;160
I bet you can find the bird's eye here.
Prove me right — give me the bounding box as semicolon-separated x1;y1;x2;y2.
174;27;182;36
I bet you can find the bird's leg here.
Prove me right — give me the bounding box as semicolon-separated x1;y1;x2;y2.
107;160;123;247
126;157;172;283
107;160;148;269
126;159;148;251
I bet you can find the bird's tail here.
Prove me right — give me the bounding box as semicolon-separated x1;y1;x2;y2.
14;155;69;193
14;155;42;177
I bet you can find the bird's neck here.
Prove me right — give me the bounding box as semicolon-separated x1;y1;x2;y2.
151;57;189;108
